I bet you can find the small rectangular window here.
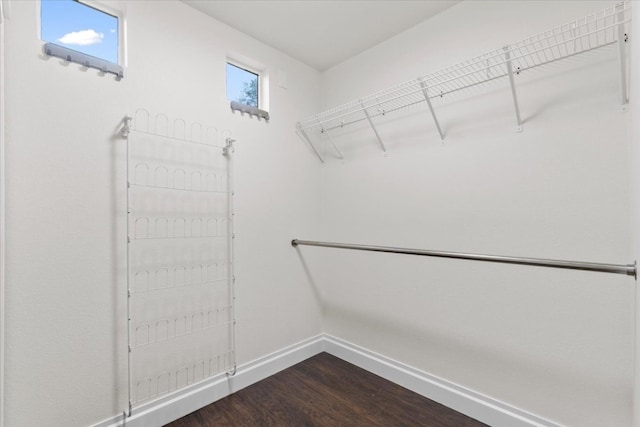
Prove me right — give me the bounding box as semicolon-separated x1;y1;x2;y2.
226;61;269;121
41;0;122;77
226;62;259;108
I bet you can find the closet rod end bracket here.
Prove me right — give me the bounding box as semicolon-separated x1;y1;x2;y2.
291;239;299;247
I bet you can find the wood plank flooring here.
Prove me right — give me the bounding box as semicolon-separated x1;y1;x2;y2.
165;352;487;427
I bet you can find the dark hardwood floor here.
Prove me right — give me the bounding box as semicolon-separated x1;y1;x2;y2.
165;352;487;427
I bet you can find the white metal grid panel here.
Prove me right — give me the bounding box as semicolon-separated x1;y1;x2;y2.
125;110;235;413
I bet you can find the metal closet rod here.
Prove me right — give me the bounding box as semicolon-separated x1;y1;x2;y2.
291;239;637;278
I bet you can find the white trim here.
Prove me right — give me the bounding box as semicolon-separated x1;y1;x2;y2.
80;0;128;68
323;335;563;427
91;335;325;427
91;334;562;427
0;3;7;426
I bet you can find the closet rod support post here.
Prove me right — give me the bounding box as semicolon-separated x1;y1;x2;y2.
616;3;629;110
504;46;523;133
319;122;344;160
418;78;445;142
360;100;387;153
296;123;325;163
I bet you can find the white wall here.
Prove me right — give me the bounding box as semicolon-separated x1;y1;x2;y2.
630;2;640;427
2;1;322;426
309;1;634;426
3;1;637;426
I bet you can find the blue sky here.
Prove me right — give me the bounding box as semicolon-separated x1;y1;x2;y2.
41;0;118;64
227;63;258;107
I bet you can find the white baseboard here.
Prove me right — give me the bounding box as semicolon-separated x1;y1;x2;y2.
322;335;562;427
92;334;561;427
91;334;325;427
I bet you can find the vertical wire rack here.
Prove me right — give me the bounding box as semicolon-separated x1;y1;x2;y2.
296;1;631;162
122;109;236;417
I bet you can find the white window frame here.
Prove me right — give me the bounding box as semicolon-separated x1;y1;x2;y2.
227;60;262;109
39;0;127;76
226;56;270;121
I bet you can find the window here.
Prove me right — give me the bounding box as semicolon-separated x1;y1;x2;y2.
226;62;259;108
41;0;123;77
226;61;269;121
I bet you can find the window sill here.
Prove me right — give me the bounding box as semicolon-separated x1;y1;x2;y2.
230;101;269;122
44;43;124;79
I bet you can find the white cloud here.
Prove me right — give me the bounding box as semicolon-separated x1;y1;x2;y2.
57;29;104;46
110;29;116;33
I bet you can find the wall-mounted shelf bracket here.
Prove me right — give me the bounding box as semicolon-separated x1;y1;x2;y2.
296;122;325;163
418;78;445;142
616;3;629;110
319;121;344;160
360;100;387;153
223;138;235;157
122;115;133;137
503;46;523;133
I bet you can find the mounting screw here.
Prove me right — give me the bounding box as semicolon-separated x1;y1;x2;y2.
624;33;629;43
516;67;521;75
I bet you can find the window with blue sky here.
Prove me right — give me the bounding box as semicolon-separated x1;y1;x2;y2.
41;0;119;64
227;63;259;108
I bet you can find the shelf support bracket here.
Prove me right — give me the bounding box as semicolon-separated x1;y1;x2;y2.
504;46;523;133
318;121;344;160
296;123;325;163
360;100;387;153
418;78;445;141
616;3;628;110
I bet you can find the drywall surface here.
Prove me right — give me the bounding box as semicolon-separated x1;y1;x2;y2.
3;1;322;426
629;3;640;427
313;1;633;426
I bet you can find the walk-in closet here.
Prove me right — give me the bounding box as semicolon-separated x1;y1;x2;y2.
1;1;639;426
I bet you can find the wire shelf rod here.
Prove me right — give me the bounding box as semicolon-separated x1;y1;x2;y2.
320;74;509;133
297;9;629;133
295;126;324;163
316;120;344;160
305;56;511;128
130;278;231;295
127;128;226;149
133;351;233;405
129;183;228;194
291;239;636;278
515;40;617;75
307;34;620;135
130;235;230;241
132;320;233;350
508;20;627;65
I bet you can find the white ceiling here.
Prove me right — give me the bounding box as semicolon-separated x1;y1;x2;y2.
182;0;461;71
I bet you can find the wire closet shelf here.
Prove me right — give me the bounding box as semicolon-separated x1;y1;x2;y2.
296;1;631;162
122;110;236;417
